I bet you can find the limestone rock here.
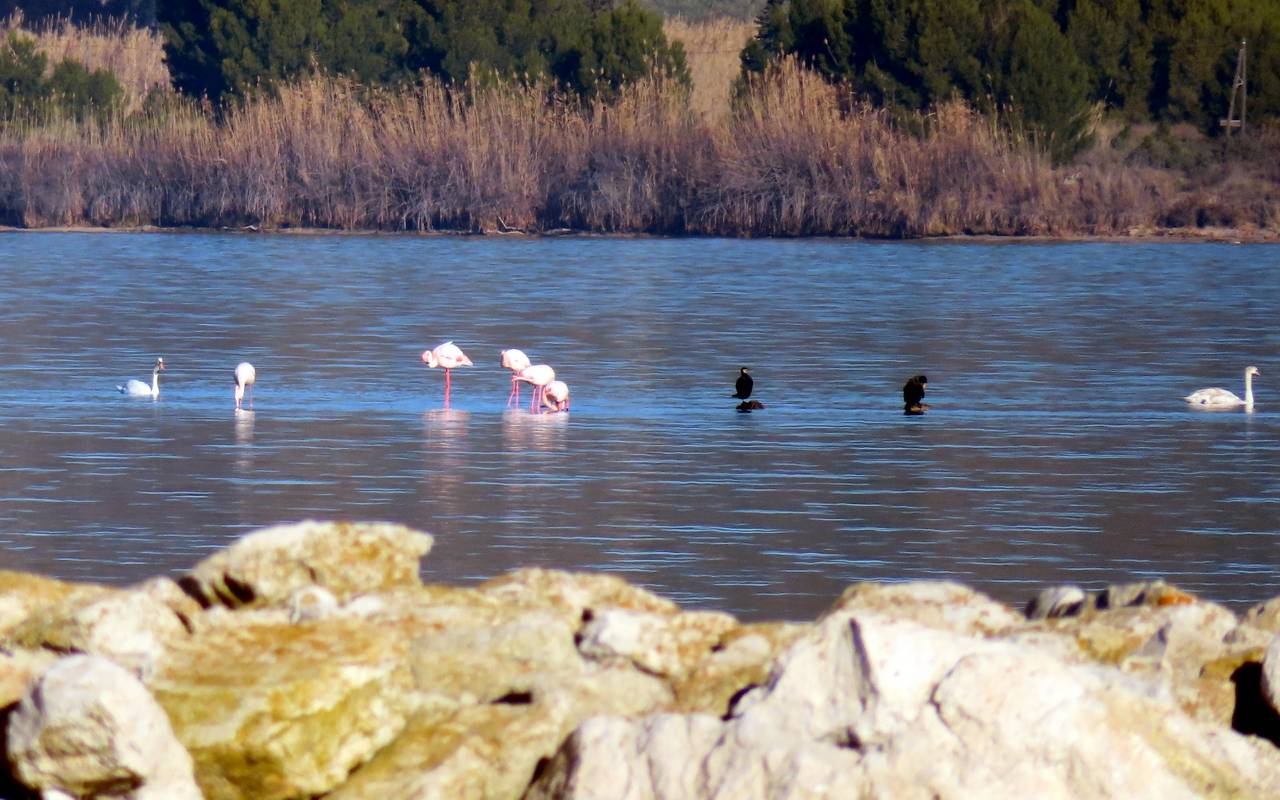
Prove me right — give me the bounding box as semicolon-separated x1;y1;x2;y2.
823;580;1020;637
7;587;190;679
0;571;113;640
180;520;433;609
672;622;806;715
6;654;200;800
150;615;415;800
479;569;679;621
578;608;738;679
530;610;1280;799
1261;634;1280;719
0;647;59;709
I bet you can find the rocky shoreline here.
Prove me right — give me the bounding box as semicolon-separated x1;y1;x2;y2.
3;521;1280;799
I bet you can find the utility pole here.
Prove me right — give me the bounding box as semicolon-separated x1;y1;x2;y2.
1221;39;1247;137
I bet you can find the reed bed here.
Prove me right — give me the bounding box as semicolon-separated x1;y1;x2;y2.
0;56;1273;237
663;16;755;119
1;12;171;114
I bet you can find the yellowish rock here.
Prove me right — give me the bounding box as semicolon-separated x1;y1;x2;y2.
673;622;807;715
181;520;433;609
479;568;680;621
0;571;113;640
151;616;416;800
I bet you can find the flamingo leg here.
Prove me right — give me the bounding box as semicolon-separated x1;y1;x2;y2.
247;384;253;409
508;377;520;408
444;369;452;407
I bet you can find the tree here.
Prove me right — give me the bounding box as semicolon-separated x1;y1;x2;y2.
160;0;414;102
1067;0;1152;118
0;31;122;120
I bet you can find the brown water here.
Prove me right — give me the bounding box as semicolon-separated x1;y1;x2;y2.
1;233;1277;620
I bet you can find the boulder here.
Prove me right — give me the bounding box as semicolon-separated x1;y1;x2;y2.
822;580;1021;636
6;655;200;800
529;610;1280;799
577;607;738;679
149;615;416;800
180;520;433;609
6;587;189;679
0;571;112;639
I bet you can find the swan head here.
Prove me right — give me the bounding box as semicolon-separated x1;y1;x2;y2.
1246;366;1261;378
154;358;165;373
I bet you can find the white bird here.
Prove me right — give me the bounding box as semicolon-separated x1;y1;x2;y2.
422;341;473;406
501;349;532;407
514;364;555;412
234;362;256;410
543;380;570;412
1184;366;1260;409
118;357;165;398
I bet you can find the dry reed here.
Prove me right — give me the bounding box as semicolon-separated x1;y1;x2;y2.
1;11;171;115
0;42;1274;237
663;17;755;119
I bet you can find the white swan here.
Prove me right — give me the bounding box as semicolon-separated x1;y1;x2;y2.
1184;366;1260;409
118;358;165;398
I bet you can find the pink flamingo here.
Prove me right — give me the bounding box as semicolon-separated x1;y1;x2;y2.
501;349;532;407
543;380;570;412
422;341;473;406
234;362;256;410
514;364;555;412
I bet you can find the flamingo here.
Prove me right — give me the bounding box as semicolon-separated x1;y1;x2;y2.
543;380;570;412
1184;366;1260;410
234;362;256;410
422;341;473;406
118;357;165;398
501;349;532;407
514;364;555;412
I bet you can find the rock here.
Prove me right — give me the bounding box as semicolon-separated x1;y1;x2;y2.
180;520;433;609
1025;585;1088;619
479;569;679;622
823;580;1021;637
7;588;190;679
578;608;738;679
530;610;1280;799
287;585;339;623
0;571;112;640
0;647;59;709
6;655;200;800
149;615;416;800
672;622;807;715
1261;635;1280;718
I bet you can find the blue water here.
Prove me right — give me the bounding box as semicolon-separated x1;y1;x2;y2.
1;232;1277;620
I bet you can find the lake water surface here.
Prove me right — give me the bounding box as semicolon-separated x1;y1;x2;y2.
1;233;1277;620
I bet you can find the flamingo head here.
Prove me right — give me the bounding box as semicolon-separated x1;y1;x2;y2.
422;349;439;368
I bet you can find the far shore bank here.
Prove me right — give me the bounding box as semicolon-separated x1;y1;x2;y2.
4;223;1278;244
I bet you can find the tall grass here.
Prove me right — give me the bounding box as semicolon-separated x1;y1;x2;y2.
0;41;1273;236
1;11;171;114
663;17;755;119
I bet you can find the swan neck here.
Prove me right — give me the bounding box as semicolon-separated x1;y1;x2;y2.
1244;371;1254;407
152;369;160;396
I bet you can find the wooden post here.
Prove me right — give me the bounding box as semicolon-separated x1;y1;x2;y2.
1221;40;1247;137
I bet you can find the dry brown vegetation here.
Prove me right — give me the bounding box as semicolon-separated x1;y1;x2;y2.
2;12;171;114
663;16;755;119
0;17;1276;238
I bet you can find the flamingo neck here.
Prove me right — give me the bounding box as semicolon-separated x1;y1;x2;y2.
1244;371;1254;408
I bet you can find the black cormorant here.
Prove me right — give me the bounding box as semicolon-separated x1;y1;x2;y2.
733;367;753;400
903;374;928;414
